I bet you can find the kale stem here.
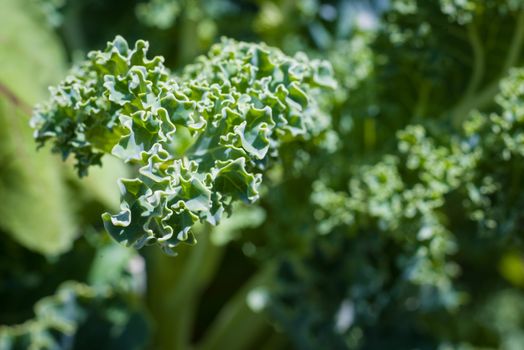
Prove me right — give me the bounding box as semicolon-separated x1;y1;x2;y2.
449;10;524;128
503;10;524;73
196;264;274;350
146;227;224;350
463;21;485;100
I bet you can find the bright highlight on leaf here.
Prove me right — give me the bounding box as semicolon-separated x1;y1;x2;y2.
31;36;336;254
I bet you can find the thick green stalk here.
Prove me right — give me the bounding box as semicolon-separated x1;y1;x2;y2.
146;227;224;350
463;21;485;100
196;264;274;350
450;10;524;127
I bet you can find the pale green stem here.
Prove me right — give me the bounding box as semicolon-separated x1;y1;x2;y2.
146;227;224;350
450;11;524;128
412;81;431;119
463;22;485;99
196;264;274;350
502;11;524;73
178;4;201;65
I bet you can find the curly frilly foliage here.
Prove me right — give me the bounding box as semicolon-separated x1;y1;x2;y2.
304;67;524;346
0;281;148;350
312;124;478;314
438;0;524;24
31;36;336;253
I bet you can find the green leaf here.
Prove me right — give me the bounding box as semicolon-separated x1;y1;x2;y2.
0;101;77;256
0;0;76;256
0;0;66;102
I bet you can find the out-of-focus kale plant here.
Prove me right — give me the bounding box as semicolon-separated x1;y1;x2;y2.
3;0;524;349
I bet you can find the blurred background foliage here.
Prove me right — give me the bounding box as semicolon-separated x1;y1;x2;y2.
2;0;524;349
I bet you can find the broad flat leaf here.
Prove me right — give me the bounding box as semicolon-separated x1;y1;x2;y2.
0;0;75;255
0;0;66;102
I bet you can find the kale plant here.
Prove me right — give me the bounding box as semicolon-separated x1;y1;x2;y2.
31;36;336;253
4;0;524;349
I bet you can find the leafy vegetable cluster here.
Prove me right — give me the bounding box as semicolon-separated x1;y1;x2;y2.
4;0;524;349
31;36;335;254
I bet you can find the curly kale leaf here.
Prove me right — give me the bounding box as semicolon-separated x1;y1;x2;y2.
31;36;336;253
0;281;148;350
309;67;524;330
